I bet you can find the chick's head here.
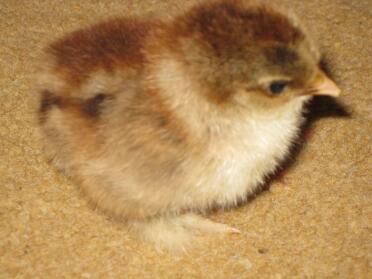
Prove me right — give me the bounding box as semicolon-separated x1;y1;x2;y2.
163;0;340;111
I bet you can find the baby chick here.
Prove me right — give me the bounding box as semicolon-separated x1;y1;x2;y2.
37;0;340;251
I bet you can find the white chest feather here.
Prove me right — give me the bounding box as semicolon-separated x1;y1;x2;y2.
192;98;307;208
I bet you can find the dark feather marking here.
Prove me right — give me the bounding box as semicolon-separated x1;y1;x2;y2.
40;90;61;113
83;94;107;118
266;46;299;65
39;90;62;123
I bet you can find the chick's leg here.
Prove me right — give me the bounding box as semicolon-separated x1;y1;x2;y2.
179;214;240;234
129;213;239;253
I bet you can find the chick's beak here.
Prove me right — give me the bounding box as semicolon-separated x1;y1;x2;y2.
307;69;341;97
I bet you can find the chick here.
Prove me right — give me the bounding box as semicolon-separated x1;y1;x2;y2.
37;0;340;251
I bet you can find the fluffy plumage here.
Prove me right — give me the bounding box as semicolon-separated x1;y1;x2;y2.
37;0;340;251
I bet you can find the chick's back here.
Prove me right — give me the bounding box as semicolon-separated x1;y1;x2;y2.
37;16;195;220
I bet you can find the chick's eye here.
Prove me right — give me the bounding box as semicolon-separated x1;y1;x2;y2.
269;81;288;95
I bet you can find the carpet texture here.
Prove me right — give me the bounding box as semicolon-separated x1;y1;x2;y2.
1;0;371;278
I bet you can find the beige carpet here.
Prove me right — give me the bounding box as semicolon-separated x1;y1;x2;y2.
1;0;371;278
